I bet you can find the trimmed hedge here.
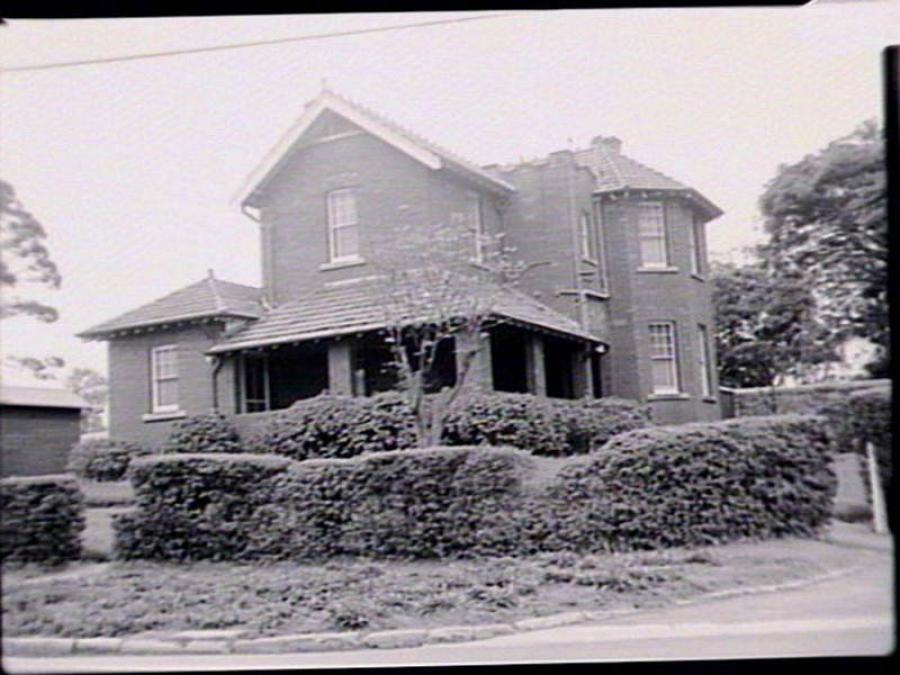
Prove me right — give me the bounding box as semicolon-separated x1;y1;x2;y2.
66;438;149;482
551;397;652;453
162;412;242;454
1;474;86;564
847;388;892;497
246;392;417;461
441;393;569;456
113;453;294;561
547;414;837;552
246;445;535;560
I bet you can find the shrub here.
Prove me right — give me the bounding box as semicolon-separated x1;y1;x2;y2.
441;393;569;456
161;412;243;454
113;453;295;561
548;414;837;552
552;397;652;454
246;392;417;461
246;445;536;560
66;438;150;482
1;474;85;564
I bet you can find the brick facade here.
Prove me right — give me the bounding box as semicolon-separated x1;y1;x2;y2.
0;406;82;477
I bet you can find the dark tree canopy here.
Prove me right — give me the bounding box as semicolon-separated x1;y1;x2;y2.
0;179;61;323
758;120;887;364
711;261;839;388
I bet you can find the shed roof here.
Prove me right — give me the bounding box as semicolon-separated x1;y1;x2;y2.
0;385;90;410
78;274;263;340
208;277;600;354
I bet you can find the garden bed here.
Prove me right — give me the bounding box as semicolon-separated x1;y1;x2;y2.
1;533;875;640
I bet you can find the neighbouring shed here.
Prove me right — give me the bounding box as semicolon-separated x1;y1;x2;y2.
0;385;89;477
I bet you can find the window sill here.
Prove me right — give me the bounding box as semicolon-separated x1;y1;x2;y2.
647;392;690;401
637;266;679;274
319;257;366;271
142;410;186;423
702;396;718;404
690;272;706;282
582;289;610;300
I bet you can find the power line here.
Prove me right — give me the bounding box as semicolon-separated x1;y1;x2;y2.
2;12;523;74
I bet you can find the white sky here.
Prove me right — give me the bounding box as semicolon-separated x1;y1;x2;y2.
0;5;897;383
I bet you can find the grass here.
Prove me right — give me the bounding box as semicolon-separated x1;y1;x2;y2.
1;533;878;640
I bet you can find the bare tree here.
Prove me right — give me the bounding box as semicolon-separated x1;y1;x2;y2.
372;217;528;447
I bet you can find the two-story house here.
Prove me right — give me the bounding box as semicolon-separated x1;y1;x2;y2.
79;89;723;448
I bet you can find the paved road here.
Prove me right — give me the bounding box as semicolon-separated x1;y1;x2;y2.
5;547;893;672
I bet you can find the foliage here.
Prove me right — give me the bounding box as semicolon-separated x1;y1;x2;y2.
246;446;535;560
0;474;85;564
759;120;887;373
113;453;294;561
67;438;149;482
371;215;534;448
161;412;243;454
246;392;417;461
549;415;836;552
711;260;839;387
440;392;569;456
551;397;652;453
0;179;61;323
65;368;108;433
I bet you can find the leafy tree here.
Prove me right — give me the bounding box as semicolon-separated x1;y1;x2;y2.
711;260;839;388
372;218;529;447
759;120;887;374
65;368;109;433
1;179;61;322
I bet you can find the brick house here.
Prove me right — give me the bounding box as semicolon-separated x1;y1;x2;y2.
79;89;723;448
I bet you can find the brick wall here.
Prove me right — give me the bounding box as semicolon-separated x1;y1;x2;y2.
107;322;239;449
0;406;81;477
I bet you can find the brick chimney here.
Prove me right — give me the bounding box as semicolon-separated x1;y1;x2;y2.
591;135;622;154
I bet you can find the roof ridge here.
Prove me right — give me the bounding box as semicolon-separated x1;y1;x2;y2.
617;152;686;189
207;272;227;313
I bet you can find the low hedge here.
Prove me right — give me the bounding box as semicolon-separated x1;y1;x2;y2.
66;438;150;482
548;414;837;552
113;453;295;561
246;392;417;461
1;474;86;564
246;445;536;560
440;393;569;456
162;412;242;454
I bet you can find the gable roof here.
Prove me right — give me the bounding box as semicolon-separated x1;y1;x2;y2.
0;385;89;409
208;277;600;354
574;142;723;219
78;274;263;340
236;89;516;207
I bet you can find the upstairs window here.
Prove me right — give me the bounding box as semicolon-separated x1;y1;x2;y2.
637;202;669;268
689;215;704;276
648;322;679;394
698;323;714;398
468;191;486;263
326;188;360;262
579;210;596;260
150;345;179;413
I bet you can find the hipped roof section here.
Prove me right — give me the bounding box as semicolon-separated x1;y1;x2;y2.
78;275;263;340
236;89;517;208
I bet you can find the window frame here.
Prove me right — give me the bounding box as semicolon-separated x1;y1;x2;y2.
636;201;670;269
325;187;361;263
468;190;486;264
689;215;705;277
648;322;680;395
593;201;610;294
150;345;179;413
579;210;596;261
698;323;714;398
239;353;271;413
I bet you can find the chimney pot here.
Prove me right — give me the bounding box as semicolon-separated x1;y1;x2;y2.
592;136;622;154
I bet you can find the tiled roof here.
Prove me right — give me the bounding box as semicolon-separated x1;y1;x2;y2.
78;275;263;339
208;277;600;354
238;89;516;206
0;385;89;409
573;144;723;218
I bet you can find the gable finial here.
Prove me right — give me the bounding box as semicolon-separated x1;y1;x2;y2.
321;77;329;93
207;268;215;279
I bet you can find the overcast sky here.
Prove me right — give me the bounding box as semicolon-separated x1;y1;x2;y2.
1;5;897;383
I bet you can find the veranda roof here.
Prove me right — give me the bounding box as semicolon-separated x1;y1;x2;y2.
208;277;602;354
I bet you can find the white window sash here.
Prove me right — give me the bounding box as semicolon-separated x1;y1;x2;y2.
469;192;485;263
638;203;669;267
327;189;359;261
698;325;712;397
690;219;703;275
649;323;679;394
150;346;179;413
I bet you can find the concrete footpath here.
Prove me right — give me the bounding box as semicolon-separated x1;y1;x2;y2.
4;529;893;672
